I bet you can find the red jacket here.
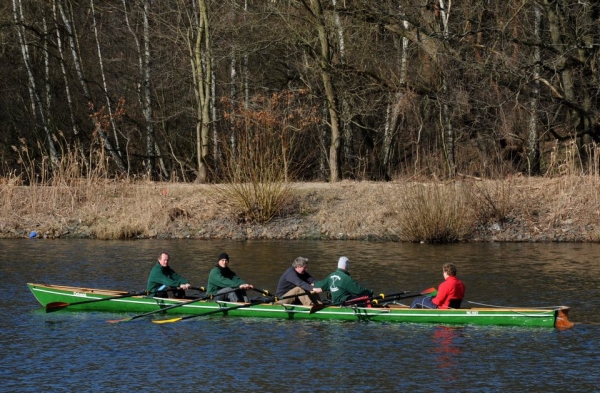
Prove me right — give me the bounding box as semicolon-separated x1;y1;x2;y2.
432;276;465;309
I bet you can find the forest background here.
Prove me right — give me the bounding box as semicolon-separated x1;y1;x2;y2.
1;1;600;242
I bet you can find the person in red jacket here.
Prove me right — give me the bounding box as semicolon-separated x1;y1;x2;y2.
411;263;465;309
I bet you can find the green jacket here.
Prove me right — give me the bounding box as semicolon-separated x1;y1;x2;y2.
146;263;188;294
206;265;246;295
314;268;373;304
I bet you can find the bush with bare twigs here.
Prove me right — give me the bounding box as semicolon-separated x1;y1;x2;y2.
214;91;319;224
396;182;474;243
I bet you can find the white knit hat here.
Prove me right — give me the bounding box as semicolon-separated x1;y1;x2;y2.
338;256;349;270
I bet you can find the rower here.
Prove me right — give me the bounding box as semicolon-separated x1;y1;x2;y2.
147;251;191;298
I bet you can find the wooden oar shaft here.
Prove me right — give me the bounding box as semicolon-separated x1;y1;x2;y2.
308;290;409;313
152;291;311;324
251;287;271;296
107;288;239;323
345;291;409;305
372;287;437;305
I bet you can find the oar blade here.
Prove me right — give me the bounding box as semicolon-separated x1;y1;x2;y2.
152;317;183;324
45;302;70;313
309;303;329;314
107;317;134;324
421;287;437;297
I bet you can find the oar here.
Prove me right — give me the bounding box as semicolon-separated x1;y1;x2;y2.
151;291;311;324
308;291;405;313
347;291;410;305
371;287;437;306
251;287;271;296
46;290;148;313
107;287;237;323
48;285;206;313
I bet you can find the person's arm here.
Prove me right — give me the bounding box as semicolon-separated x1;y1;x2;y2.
209;269;245;289
285;270;314;292
147;265;188;291
313;276;330;292
345;277;374;297
431;281;449;307
168;269;189;287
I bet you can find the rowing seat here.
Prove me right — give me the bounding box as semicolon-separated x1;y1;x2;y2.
448;299;462;309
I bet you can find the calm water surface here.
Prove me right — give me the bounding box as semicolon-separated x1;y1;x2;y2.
1;239;599;392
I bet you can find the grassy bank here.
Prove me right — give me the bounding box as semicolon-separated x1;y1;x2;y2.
1;176;599;242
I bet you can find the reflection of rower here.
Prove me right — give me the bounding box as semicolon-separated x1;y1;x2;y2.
411;263;465;309
432;326;461;378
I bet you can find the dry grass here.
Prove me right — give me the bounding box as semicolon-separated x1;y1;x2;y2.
464;179;514;225
4;120;600;240
1;176;600;241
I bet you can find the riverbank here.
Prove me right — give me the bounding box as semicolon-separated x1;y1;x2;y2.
1;176;599;242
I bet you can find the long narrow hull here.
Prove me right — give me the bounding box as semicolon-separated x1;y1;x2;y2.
27;283;574;329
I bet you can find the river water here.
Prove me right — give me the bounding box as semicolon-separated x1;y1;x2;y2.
2;239;599;392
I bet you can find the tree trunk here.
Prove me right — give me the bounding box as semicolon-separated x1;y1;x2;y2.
383;2;411;179
57;0;127;174
527;3;541;175
438;0;455;177
90;0;121;159
194;0;212;183
52;0;79;139
12;0;59;168
142;0;159;178
310;0;341;182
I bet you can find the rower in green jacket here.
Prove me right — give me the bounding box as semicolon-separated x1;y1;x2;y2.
314;257;373;304
147;251;191;298
206;253;254;303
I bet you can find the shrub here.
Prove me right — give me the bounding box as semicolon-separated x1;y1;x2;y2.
397;182;474;243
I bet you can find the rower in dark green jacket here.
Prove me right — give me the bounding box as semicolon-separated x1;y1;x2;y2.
314;257;373;304
206;253;254;302
147;251;191;298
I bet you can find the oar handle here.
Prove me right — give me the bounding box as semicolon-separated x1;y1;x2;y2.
251;287;271;296
380;291;410;299
341;291;409;306
343;295;372;305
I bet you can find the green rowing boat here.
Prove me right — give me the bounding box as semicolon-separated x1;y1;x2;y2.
27;283;574;329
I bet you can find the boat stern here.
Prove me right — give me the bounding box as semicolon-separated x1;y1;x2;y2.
555;306;574;330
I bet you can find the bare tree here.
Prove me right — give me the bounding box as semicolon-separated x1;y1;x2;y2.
12;0;59;167
56;0;127;174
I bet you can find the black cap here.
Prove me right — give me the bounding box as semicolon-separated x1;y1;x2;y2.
218;253;229;261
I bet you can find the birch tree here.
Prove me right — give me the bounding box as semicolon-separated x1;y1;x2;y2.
90;0;119;155
141;0;153;174
12;0;59;167
527;3;541;175
437;0;454;176
56;0;127;174
52;0;79;140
